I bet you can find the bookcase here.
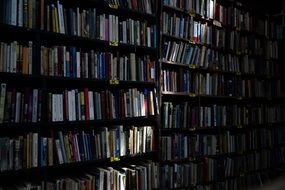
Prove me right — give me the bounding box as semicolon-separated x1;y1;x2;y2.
0;0;160;189
159;0;285;189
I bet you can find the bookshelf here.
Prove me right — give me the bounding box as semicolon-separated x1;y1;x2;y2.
159;0;285;189
0;0;160;189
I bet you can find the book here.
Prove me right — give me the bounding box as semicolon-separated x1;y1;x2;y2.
31;89;38;123
0;83;6;123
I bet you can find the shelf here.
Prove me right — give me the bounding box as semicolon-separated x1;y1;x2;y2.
0;72;44;83
224;166;285;181
0;0;160;186
160;154;220;164
44;116;158;130
43;76;156;88
160;60;238;74
161;33;276;60
158;0;285;188
0;151;157;179
162;5;225;29
163;5;185;14
0;22;157;53
219;149;271;157
160;60;281;80
39;30;157;52
160;127;220;134
0;72;157;89
0;23;39;36
161;93;285;103
0;122;41;135
65;0;157;21
161;91;196;96
160;123;285;133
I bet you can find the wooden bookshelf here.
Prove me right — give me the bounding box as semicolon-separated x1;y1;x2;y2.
158;0;285;189
0;0;160;189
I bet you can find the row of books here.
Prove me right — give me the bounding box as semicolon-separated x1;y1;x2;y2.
0;125;154;171
231;34;280;59
103;0;156;14
162;40;278;74
220;4;252;31
0;0;37;28
160;134;217;160
163;0;278;38
274;127;285;145
0;133;38;171
48;88;157;122
45;3;157;47
0;84;158;123
161;68;197;93
160;69;213;94
0;84;42;124
234;79;281;98
163;0;216;21
0;161;160;190
163;0;228;27
228;31;264;54
162;70;282;97
53;126;154;165
220;130;273;154
222;172;272;190
203;73;281;97
174;71;237;95
163;14;273;55
265;40;279;59
162;12;194;40
160;159;221;188
269;22;284;40
0;41;33;75
160;148;285;189
162;14;203;44
224;149;281;177
0;1;157;47
162;102;285;129
273;147;285;165
160;129;285;162
160;164;271;190
163;34;278;63
0;0;156;26
162;13;218;45
41;46;155;81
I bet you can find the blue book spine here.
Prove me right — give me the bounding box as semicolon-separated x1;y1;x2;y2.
58;131;67;163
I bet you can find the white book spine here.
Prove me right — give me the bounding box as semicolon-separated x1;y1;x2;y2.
63;46;66;77
68;90;72;121
15;92;21;123
0;83;6;123
52;94;56;121
88;91;94;120
115;16;119;42
76;51;81;78
32;133;38;167
32;89;38;123
11;41;17;73
109;15;113;42
55;139;64;164
18;0;23;26
11;0;17;25
76;7;81;36
71;89;76;121
59;94;63;121
28;41;33;74
6;44;11;73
